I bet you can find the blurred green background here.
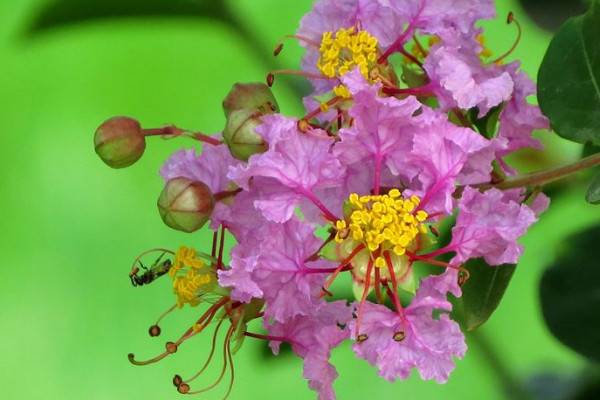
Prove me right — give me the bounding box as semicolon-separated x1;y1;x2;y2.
0;0;598;399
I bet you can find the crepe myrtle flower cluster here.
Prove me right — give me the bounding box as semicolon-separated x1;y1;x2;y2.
94;1;552;398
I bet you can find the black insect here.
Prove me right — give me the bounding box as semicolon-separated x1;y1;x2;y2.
129;252;173;287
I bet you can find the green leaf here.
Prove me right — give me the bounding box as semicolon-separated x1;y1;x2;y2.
539;224;600;362
538;1;600;146
26;0;233;33
451;259;517;331
586;172;600;204
468;105;503;139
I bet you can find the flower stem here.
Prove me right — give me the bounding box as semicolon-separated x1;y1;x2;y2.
479;152;600;190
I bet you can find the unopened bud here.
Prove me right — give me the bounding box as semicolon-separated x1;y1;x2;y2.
94;116;146;168
223;109;269;161
222;82;279;118
157;178;215;233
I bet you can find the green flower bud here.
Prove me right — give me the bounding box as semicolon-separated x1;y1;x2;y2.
94;116;146;168
223;109;268;161
222;82;279;117
157;178;215;233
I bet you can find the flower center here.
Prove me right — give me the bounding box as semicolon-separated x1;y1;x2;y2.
335;189;429;268
170;246;215;308
317;27;379;98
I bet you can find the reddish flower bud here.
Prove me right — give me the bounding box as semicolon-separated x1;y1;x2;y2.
157;178;215;233
94;116;146;168
222;82;279;118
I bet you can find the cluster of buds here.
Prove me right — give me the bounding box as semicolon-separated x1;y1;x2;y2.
94;1;553;399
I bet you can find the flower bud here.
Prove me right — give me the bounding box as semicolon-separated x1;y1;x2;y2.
94;116;146;168
157;178;215;233
223;109;268;161
222;82;279;117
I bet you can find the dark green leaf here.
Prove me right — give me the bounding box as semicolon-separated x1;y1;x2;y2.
517;0;588;32
538;1;600;146
586;172;600;204
451;259;517;331
540;224;600;362
468;105;503;139
26;0;232;33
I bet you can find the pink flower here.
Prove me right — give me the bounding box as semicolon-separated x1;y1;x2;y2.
495;63;549;159
449;187;538;266
389;0;495;38
424;37;514;117
160;142;238;193
267;301;353;400
349;269;466;382
401;109;493;215
219;217;333;322
229;115;345;223
298;0;407;93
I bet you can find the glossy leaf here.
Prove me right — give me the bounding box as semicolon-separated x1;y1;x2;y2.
540;224;600;362
538;1;600;146
452;259;517;331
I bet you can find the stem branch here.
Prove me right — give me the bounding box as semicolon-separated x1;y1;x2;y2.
479;152;600;191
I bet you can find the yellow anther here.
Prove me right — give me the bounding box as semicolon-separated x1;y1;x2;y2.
389;189;401;198
320;102;330;112
333;84;352;99
333;189;428;260
476;34;493;58
416;210;429;222
375;256;387;268
173;269;213;308
318;27;379;98
170;246;205;277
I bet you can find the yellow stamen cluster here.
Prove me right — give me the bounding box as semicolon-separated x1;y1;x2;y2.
335;189;429;268
171;246;213;308
318;27;379;99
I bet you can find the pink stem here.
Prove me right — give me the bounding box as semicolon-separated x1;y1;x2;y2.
298;188;339;222
378;0;426;63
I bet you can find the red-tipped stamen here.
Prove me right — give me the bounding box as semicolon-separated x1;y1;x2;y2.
273;43;284;56
186;324;235;395
492;12;522;64
412;245;456;260
407;251;460;270
382;82;433;97
244;332;290;343
183;319;226;384
211;231;218;258
305;231;336;262
267;69;329;85
153;304;177;328
322;244;366;293
222;334;235;400
285;34;321;48
383;251;406;318
302;95;343;123
374;266;384;304
399;47;424;68
214;188;243;202
354;258;374;338
217;225;226;269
